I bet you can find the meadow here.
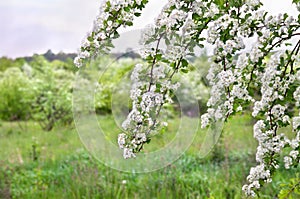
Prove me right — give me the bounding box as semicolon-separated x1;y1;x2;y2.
0;114;297;199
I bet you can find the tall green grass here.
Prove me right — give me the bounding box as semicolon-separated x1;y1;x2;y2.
0;115;297;199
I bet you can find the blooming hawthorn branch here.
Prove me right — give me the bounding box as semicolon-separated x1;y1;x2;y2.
76;0;300;197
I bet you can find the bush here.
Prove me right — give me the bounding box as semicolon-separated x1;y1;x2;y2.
0;67;33;121
29;64;74;131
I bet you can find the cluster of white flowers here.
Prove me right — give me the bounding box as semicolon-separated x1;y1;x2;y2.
284;149;299;169
294;86;300;107
245;0;261;10
118;61;180;158
252;53;292;118
201;0;300;196
74;0;148;67
117;0;207;158
242;163;270;197
156;9;187;31
293;117;300;131
203;11;251;127
239;32;300;195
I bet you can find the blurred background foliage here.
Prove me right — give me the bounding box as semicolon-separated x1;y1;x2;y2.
0;52;211;129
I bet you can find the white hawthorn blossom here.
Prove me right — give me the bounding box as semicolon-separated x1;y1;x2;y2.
76;0;300;197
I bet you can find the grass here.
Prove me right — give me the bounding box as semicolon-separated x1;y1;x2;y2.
0;121;81;164
0;114;297;199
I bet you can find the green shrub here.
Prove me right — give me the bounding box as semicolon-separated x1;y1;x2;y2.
29;65;73;131
0;67;33;121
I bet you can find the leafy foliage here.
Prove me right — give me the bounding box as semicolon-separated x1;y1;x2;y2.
29;63;74;131
0;55;75;130
0;67;33;121
279;174;300;199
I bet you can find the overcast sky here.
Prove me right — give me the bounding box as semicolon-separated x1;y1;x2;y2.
0;0;298;58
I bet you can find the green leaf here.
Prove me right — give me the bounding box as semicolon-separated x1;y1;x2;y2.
285;43;292;46
87;36;94;42
134;12;141;17
257;31;263;37
192;13;201;21
145;55;153;61
125;21;133;26
293;0;300;3
112;31;120;39
124;6;130;12
156;54;162;61
165;38;170;46
181;59;189;68
180;69;189;73
106;1;111;8
170;62;176;69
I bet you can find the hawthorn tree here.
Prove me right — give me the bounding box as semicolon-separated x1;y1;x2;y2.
75;0;300;197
